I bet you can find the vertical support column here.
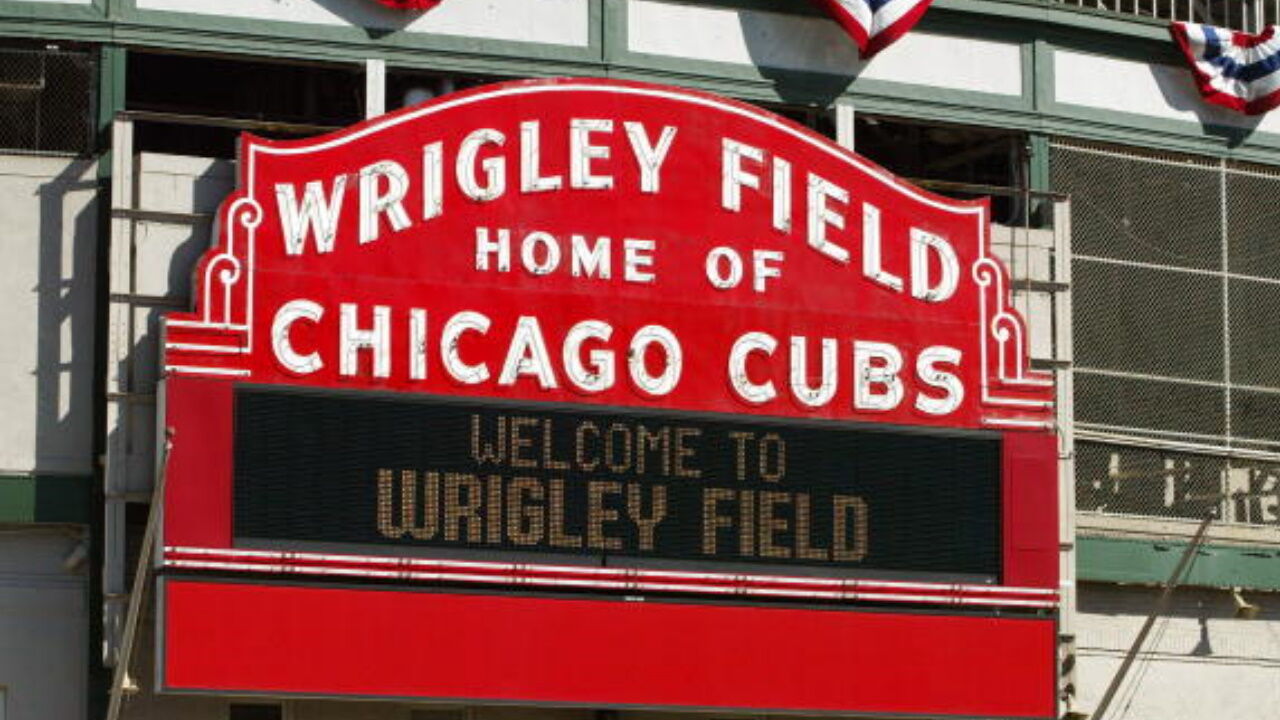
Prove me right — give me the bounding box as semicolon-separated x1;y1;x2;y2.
835;98;855;152
365;59;387;120
1028;133;1051;227
1219;159;1233;521
1052;195;1078;718
93;43;127;720
1028;135;1051;193
103;114;134;671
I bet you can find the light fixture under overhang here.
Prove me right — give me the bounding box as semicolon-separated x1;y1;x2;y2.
1232;587;1261;620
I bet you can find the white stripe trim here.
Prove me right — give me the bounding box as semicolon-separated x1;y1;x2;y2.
982;417;1054;429
164;319;250;331
164;365;251;377
164;342;249;355
832;0;872;34
164;546;1059;602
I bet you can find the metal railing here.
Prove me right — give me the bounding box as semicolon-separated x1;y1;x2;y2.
1051;0;1280;31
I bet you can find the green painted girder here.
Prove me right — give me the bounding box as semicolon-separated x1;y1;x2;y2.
1078;535;1280;591
0;474;92;525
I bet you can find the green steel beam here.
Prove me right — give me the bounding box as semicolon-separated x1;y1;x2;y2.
1078;535;1280;591
0;474;92;524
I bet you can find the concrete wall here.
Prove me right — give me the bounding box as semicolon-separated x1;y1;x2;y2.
0;155;98;477
0;528;88;720
132;0;590;47
0;154;96;719
627;1;1022;96
1075;583;1280;720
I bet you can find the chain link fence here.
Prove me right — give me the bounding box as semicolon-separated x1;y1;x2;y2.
1053;140;1280;526
0;44;96;155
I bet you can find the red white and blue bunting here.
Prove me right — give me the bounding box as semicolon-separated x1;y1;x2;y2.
1171;22;1280;114
374;0;441;10
815;0;935;58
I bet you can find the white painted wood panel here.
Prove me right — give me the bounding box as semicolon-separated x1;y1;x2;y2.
628;0;1023;96
135;0;590;47
0;533;87;720
0;157;98;476
1055;49;1280;134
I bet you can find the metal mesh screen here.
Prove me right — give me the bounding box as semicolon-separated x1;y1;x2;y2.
1052;145;1221;270
1226;169;1280;279
0;45;95;155
1053;140;1280;524
1073;263;1224;382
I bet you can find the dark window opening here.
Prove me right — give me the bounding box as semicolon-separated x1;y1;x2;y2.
760;103;837;140
0;41;96;155
853;115;1034;226
128;51;364;158
387;69;502;112
122;502;150;582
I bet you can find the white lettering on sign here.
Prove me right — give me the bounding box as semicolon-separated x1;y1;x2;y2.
340;303;391;378
722;139;763;213
563;320;615;393
910;228;960;303
499;316;558;389
570;118;615;190
861;203;903;292
571;235;611;279
624;122;678;194
275;177;347;256
422;141;444;221
359;160;412;245
276;303;692;398
520;120;563;194
457;128;507;201
629;325;682;397
853;341;904;412
268;300;969;418
728;332;778;405
790;336;838;409
271;299;325;373
474;228;653;284
715;137;963;302
624;238;656;284
915;346;964;415
409;308;428;381
806;173;851;264
706;247;744;290
270;122;958;309
705;247;784;293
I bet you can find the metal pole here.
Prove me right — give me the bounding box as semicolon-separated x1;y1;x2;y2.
105;432;172;720
1090;511;1214;720
835;98;855;152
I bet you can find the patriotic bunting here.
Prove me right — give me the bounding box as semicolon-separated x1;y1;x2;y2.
814;0;935;58
1171;22;1280;114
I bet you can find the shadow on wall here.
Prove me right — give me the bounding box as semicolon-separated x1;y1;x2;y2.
314;0;438;40
738;8;858;108
33;159;98;478
1150;62;1263;148
104;155;235;500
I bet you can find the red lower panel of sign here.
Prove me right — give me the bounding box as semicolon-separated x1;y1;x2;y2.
162;578;1056;718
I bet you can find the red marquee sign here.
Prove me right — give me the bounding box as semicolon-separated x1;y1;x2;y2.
156;79;1060;718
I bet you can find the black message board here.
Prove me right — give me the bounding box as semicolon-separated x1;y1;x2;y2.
233;386;1002;581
